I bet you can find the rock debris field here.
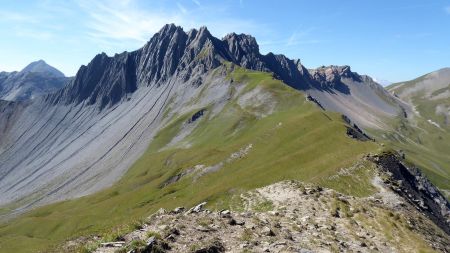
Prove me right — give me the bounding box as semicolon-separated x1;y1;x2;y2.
69;180;449;253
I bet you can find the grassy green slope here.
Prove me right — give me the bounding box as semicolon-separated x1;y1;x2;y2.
372;72;450;197
370;115;450;192
0;66;379;253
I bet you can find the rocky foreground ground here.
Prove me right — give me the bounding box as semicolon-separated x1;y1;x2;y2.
64;176;449;253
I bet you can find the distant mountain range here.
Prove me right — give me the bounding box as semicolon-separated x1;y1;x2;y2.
373;77;392;87
0;60;69;101
0;24;448;252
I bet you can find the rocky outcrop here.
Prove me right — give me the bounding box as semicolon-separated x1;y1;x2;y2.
309;65;361;86
342;115;374;141
370;152;450;234
308;65;362;94
188;109;206;123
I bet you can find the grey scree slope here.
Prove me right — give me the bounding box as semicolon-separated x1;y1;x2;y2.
0;24;405;215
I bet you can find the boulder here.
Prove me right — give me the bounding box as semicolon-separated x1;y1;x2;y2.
171;207;185;214
219;210;231;218
261;226;275;236
194;240;225;253
187;202;207;214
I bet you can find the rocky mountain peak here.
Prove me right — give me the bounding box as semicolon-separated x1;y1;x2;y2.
157;23;182;37
185;26;215;53
21;60;65;78
223;33;259;53
309;65;362;88
222;33;261;68
0;60;68;101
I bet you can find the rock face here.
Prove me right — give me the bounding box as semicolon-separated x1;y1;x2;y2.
309;65;359;91
0;60;69;101
45;24;314;110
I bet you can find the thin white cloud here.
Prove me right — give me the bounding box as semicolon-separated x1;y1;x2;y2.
177;2;188;14
192;0;201;7
286;29;317;46
74;0;266;48
0;11;39;23
259;27;323;47
76;0;185;44
0;9;60;40
15;28;54;40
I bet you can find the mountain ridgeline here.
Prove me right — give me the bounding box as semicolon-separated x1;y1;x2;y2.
46;24;312;109
42;25;387;112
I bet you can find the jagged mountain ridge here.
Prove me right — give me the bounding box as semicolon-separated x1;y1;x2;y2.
0;60;69;101
0;24;410;213
45;24;405;129
46;24;312;110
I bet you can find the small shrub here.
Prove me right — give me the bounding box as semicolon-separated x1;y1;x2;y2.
127;239;146;251
131;219;144;230
196;217;213;227
78;242;99;253
253;200;273;212
189;244;201;252
146;231;162;239
102;228;125;242
240;228;253;242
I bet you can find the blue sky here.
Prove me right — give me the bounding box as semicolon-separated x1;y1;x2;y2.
0;0;449;83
